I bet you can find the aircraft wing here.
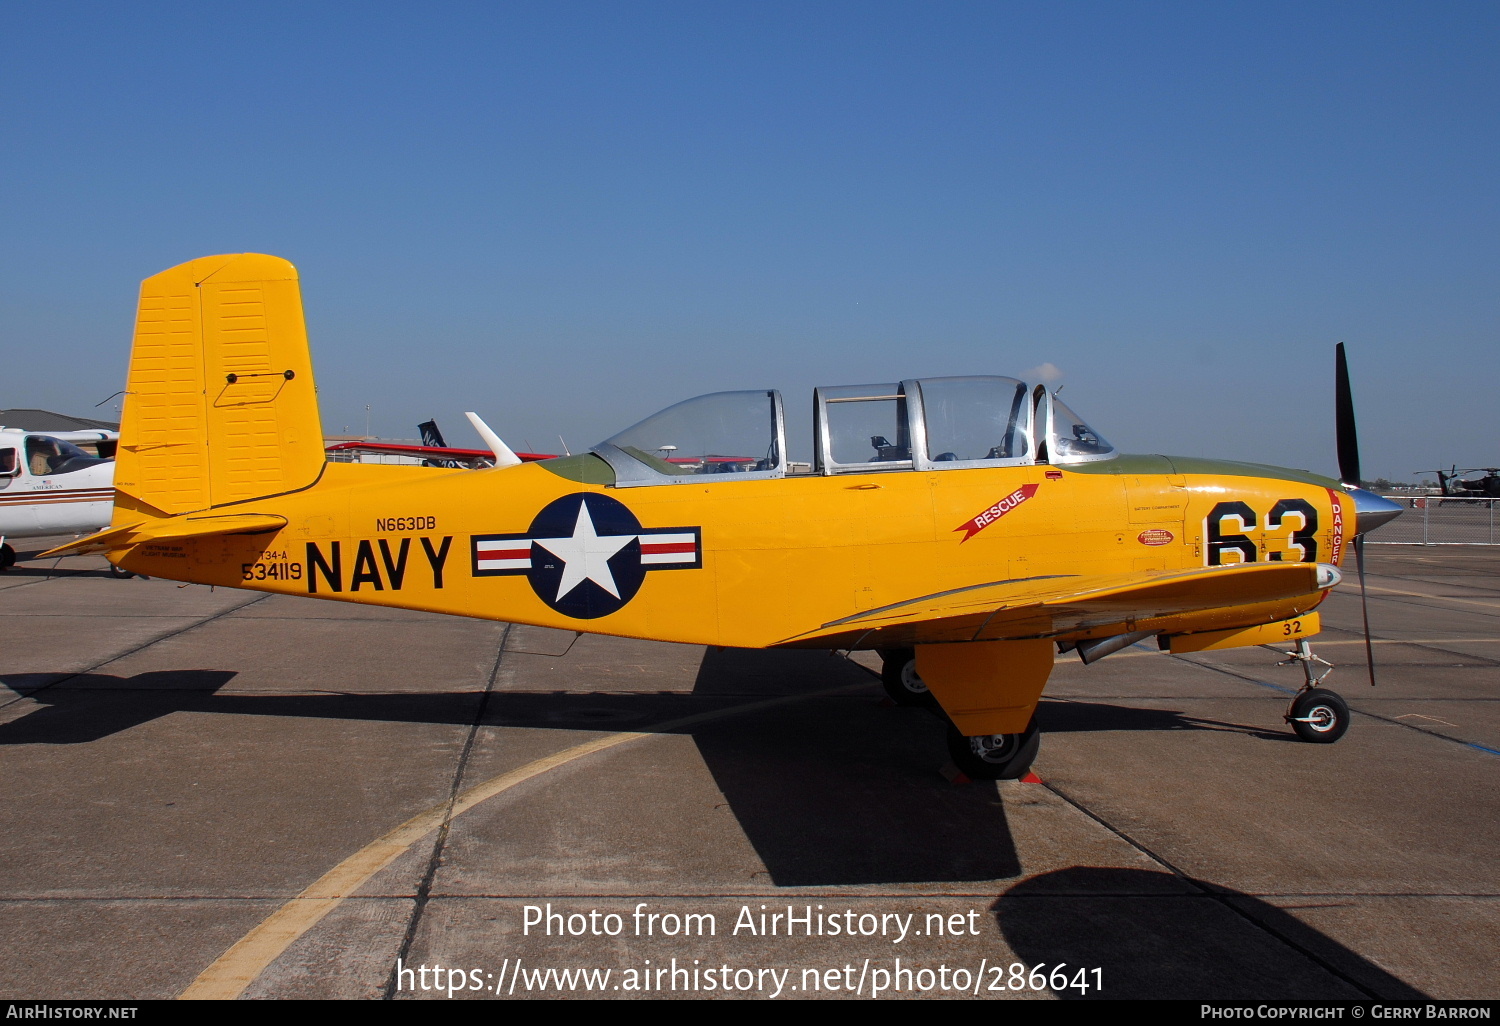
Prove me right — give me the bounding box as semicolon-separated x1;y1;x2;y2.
37;513;287;558
775;562;1335;649
324;442;554;466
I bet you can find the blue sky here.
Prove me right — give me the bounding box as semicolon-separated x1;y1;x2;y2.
3;1;1496;479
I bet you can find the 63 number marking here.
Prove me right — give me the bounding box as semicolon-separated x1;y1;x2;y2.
1205;498;1318;566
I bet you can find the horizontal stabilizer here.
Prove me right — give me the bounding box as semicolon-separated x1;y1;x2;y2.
39;513;287;559
37;521;149;558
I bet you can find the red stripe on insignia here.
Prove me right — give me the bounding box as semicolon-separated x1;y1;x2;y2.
482;546;531;559
640;542;696;554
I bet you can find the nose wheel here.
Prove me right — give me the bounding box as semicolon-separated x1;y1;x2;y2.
1286;688;1350;743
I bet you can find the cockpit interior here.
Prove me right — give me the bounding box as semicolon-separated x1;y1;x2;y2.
0;435;111;479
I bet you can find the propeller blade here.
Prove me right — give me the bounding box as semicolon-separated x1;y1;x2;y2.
1335;342;1362;487
1338;344;1378;685
1355;535;1377;687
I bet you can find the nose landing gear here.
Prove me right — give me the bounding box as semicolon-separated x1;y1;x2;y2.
1277;639;1352;744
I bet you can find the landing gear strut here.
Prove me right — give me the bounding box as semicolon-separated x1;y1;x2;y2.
1278;639;1351;744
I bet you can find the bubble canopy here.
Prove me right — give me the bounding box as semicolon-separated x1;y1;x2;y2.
588;378;1114;485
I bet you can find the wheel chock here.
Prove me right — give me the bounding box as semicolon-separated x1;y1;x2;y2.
939;761;972;785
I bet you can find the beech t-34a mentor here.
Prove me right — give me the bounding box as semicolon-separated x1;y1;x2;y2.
47;254;1404;779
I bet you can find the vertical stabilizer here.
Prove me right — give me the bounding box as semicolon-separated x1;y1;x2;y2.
114;254;325;518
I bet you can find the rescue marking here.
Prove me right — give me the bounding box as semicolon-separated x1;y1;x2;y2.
954;483;1040;542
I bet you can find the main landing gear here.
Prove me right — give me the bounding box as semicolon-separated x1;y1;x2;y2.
1278;639;1352;744
879;648;937;708
946;718;1041;780
0;543;14;571
879;648;1040;780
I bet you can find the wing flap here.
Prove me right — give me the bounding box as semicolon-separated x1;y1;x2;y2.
776;562;1333;649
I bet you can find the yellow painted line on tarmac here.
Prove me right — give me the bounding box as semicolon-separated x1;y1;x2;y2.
1299;637;1500;646
1360;585;1500;610
180;681;868;1000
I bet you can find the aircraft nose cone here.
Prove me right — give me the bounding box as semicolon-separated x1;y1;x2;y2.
1347;487;1404;535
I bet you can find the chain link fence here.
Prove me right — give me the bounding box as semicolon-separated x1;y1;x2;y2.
1371;495;1499;545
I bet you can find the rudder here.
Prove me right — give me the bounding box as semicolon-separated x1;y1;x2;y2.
114;254;325;519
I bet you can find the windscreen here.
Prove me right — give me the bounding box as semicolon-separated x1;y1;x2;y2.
1050;397;1114;461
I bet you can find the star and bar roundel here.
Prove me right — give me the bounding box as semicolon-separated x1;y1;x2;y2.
471;493;701;619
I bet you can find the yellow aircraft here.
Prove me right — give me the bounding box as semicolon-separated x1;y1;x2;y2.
48;254;1402;779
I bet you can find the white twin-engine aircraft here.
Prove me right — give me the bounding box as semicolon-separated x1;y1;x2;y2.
0;427;118;571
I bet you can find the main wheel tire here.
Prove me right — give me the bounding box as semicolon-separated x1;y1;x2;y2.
946;717;1041;780
880;648;937;707
0;544;14;571
1287;688;1350;744
107;563;135;580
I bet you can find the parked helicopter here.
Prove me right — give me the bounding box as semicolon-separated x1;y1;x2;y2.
47;254;1402;778
1417;466;1500;500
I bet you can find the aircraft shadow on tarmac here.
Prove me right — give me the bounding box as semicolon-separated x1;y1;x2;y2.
995;867;1429;1000
1038;697;1299;743
0;660;1433;999
3;651;1292;887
